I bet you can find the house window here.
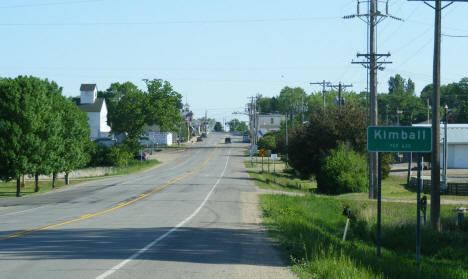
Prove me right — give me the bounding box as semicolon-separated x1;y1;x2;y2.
270;118;274;124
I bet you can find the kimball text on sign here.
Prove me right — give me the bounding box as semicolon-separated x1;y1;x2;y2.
373;129;427;141
367;126;432;152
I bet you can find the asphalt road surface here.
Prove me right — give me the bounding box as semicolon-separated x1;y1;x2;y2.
0;133;295;279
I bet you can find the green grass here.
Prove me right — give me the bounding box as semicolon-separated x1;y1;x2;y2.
261;194;468;279
0;159;160;198
338;174;468;202
246;167;316;193
0;178;96;198
110;159;160;176
244;157;468;278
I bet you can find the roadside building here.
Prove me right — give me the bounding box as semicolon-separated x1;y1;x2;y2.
257;114;286;137
75;84;111;139
139;124;173;146
413;123;468;168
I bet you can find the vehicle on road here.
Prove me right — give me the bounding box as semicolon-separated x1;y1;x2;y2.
201;132;207;138
94;138;116;147
135;152;149;160
197;136;203;142
225;137;231;144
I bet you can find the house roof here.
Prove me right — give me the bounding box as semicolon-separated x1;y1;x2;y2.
80;84;97;91
413;123;468;144
77;97;105;112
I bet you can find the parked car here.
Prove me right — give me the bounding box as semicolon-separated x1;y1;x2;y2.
94;138;116;147
225;137;231;144
201;132;207;138
135;152;149;161
197;136;203;142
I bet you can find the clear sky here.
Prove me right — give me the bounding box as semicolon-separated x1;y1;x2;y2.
1;0;467;123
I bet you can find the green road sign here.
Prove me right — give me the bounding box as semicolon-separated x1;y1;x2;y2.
367;126;432;152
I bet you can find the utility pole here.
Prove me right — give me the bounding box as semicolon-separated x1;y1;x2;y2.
346;0;400;199
408;0;465;231
285;114;288;165
327;82;353;111
204;110;208;133
310;80;330;111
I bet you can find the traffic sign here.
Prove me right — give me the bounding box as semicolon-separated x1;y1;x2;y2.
258;148;266;157
367;126;432;152
271;154;278;160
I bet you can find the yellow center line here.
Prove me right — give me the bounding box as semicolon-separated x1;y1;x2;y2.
0;145;219;241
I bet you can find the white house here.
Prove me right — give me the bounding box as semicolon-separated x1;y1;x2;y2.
413;123;468;168
76;84;111;139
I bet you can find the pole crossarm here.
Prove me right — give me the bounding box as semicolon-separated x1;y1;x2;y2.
326;83;353;91
409;0;460;9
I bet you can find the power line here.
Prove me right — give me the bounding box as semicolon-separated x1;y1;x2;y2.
0;0;105;9
442;33;468;37
0;16;341;27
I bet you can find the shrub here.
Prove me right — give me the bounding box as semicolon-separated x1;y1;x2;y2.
87;143;132;167
87;143;109;167
288;105;367;179
316;144;368;194
258;132;277;153
381;152;394;179
107;145;132;167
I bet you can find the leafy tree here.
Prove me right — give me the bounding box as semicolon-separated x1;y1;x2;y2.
144;79;183;131
316;143;368;194
60;98;91;184
379;74;425;125
104;82;145;140
288;105;367;178
277;86;307;114
0;76;50;196
258;132;277;153
420;77;468;123
457;100;468;123
40;80;67;189
257;96;280;113
228;119;248;132
214;122;224;132
103;79;182;152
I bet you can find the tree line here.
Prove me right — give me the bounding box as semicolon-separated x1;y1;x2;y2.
256;73;468;194
0;76;184;197
257;74;468;125
0;76;90;197
98;79;183;150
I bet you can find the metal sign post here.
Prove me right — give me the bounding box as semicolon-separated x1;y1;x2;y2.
416;154;423;263
368;126;431;260
271;154;278;175
377;153;382;256
259;148;266;173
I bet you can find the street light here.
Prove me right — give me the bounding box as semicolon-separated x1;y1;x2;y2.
396;109;403;126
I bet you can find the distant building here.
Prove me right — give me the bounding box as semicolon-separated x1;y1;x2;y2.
413;123;468;168
257;114;285;137
140;125;173;146
76;84;111;139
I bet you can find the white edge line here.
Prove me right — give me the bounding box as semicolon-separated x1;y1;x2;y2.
0;205;49;217
95;148;231;279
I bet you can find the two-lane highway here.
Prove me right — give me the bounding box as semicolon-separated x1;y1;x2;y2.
0;133;295;279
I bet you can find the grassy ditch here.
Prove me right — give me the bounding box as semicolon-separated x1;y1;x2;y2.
261;194;468;279
247;169;316;193
246;161;468;278
0;159;160;198
338;175;468;202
